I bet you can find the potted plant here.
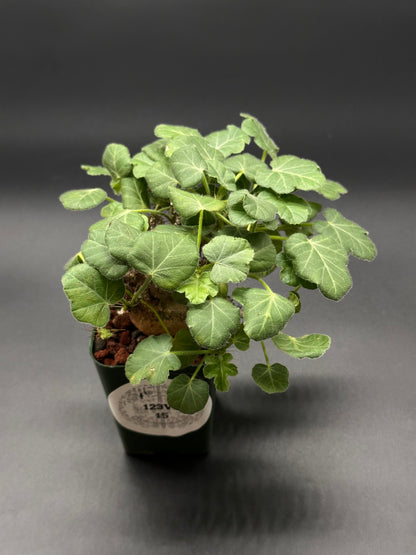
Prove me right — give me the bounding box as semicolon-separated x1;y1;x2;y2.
60;113;377;455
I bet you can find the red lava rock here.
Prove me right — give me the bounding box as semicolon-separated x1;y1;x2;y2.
103;358;116;366
119;330;131;345
94;349;110;362
107;339;119;354
114;347;129;365
113;311;131;329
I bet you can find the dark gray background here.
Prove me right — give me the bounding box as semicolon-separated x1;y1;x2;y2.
1;1;415;554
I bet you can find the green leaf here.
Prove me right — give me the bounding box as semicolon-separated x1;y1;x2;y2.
240;113;279;158
318;179;348;200
172;329;200;366
120;177;149;209
101;201;125;217
233;287;295;340
205;159;237;191
131;151;154;178
176;271;219;304
59;188;107;211
232;326;250;351
61;264;125;326
274;194;312;224
125;335;181;386
275;252;317;289
186;297;241;349
169;187;226;218
202;235;254;284
105;211;148;263
80;165;110;176
227;190;256;227
307;201;322;221
225;153;268;181
252;363;289;393
102;143;132;179
81;224;129;280
141;139;168;162
255;155;325;194
64;252;84;271
145;159;179;199
203;353;238;392
243;191;277;221
205;124;250;157
128;226;199;290
154;124;201;139
272;332;331;358
170;146;207;188
167;375;210;414
313;208;377;261
220;228;277;276
166;135;224;161
284;233;352;300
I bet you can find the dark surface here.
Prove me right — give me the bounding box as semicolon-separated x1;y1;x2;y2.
1;1;415;553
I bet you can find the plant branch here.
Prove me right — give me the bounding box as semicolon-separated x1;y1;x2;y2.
261;340;271;367
216;212;233;226
202;174;211;196
128;275;152;306
139;299;172;337
190;359;205;382
197;210;204;251
248;275;272;292
269;235;287;241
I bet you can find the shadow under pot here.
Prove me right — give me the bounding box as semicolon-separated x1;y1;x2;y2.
90;336;215;456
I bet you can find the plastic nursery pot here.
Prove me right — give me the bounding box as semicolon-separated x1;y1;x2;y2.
89;336;215;456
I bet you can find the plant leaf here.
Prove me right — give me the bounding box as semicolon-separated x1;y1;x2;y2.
131;151;154;178
255;155;325;194
145;159;178;199
64;252;84;271
205;124;250;157
240;113;279;158
186;297;241;349
233;287;295;340
242;191;277;221
125;335;181;386
59;188;107;211
102;143;132;179
232;326;250;351
205;159;237;191
81;224;129;280
272;332;331;358
220;228;277;275
252;363;289;393
81;165;110;176
141;139;168;162
226;190;256;227
166;135;224;161
284;233;352;300
225;153;268;181
172;329;200;366
101;201;125;217
275;252;317;289
61;264;125;326
169;187;226;218
176;271;219;304
105;211;148;263
313;208;377;260
154;124;201;139
273;194;312;224
203;235;254;284
167;375;210;414
318;179;348;200
120;177;149;209
170;146;207;188
128;226;199;290
203;353;238;391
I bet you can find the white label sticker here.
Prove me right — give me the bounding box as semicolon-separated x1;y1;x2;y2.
108;379;213;437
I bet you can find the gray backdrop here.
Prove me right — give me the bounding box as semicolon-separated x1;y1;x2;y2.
1;1;415;554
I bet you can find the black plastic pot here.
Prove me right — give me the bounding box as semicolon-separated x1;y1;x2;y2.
90;337;215;456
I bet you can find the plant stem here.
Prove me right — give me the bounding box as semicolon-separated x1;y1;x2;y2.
269;235;287;241
261;340;271;367
197;210;204;251
216;213;233;226
190;359;205;382
128;275;152;306
248;275;272;292
235;171;244;182
202;174;211;196
139;299;172;337
173;350;217;356
105;197;115;202
135;208;170;216
261;150;268;162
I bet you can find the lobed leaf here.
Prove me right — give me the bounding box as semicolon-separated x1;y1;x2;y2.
318;179;348;200
242;190;277;222
169;187;226;218
186;297;241;349
125;335;181;386
256;155;325;194
284;233;352;300
313;208;377;260
81;165;110;176
202;235;254;284
203;353;238;392
154;124;201;139
176;271;219;304
272;332;331;358
240;113;279;158
273;194;312;224
128;226;199;290
205;124;250;157
61;264;125;326
225;153;268;181
59;188;107;211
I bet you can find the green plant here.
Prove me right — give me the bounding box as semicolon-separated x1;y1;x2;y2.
60;113;377;414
